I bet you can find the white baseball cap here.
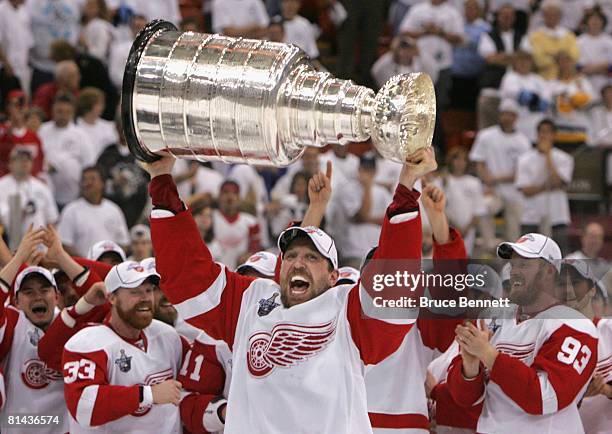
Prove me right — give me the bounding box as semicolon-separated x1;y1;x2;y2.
15;266;57;292
104;261;160;294
497;233;562;271
278;226;338;269
467;263;503;300
336;266;360;285
562;258;607;298
87;240;126;262
499;98;519;114
236;251;277;277
140;257;157;272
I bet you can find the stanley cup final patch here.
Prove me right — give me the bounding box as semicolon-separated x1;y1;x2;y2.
114;349;132;373
257;293;280;317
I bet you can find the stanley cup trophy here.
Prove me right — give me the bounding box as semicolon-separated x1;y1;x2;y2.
121;20;436;166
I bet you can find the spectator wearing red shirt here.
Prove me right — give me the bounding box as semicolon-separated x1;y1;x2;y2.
32;60;80;119
0;90;44;177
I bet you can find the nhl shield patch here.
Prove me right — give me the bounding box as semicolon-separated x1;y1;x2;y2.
257;293;280;317
115;349;132;373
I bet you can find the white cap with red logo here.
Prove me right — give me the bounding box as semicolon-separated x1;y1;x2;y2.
104;261;160;294
15;266;57;292
497;233;562;271
278;226;338;270
336;267;360;285
236;251;277;277
87;240;127;262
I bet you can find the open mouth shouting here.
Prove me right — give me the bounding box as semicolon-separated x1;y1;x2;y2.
289;274;311;298
30;302;49;319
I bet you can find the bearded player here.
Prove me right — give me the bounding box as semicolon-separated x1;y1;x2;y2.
61;261;187;432
447;234;599;433
143;146;436;434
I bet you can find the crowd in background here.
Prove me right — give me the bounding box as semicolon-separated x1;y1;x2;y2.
0;0;610;277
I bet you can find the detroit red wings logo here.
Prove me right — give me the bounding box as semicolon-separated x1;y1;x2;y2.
247;321;337;378
21;359;63;389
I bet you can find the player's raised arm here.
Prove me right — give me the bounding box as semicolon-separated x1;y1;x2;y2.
142;155;255;345
346;147;438;365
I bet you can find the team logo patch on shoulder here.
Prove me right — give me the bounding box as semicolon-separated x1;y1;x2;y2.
257;293;280;317
115;349;132;373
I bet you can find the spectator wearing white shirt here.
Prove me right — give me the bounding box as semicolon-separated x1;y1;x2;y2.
400;0;465;109
271;147;324;200
173;160;224;203
589;84;612;145
281;0;319;60
134;0;181;27
436;146;487;255
371;35;439;89
268;170;310;240
58;166;130;256
577;8;612;100
470;99;531;243
515;119;574;253
0;0;34;96
500;50;553;142
76;87;118;160
332;152;392;267
229;164;271;247
38;93;96;208
319;144;359;181
79;0;115;63
211;0;270;38
550;51;596;144
27;0;81;94
212;180;261;270
108;14;146;89
0;148;58;243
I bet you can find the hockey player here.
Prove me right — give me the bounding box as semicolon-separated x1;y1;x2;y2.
143;147;437;434
447;234;599;433
0;227;69;433
62;261;187;432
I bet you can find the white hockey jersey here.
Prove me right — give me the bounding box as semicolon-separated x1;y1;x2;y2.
0;305;68;434
579;317;612;434
447;304;599;434
150;175;424;434
62;319;185;434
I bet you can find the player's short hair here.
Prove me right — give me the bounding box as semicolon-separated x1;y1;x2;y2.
81;165;105;181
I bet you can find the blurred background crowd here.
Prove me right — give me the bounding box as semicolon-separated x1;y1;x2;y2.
0;0;610;298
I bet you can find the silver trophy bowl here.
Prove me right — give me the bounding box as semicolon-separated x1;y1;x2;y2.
122;20;436;166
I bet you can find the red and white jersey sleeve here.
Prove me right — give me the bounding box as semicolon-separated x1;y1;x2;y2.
38;268;109;372
365;227;467;433
0;307;68;434
149;175;255;349
62;320;183;434
579;317;612;434
448;305;599;434
179;331;231;434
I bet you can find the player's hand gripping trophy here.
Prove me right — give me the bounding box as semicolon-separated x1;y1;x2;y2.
121;20;436;165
